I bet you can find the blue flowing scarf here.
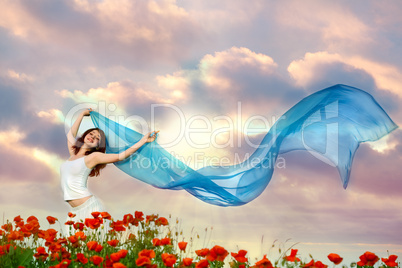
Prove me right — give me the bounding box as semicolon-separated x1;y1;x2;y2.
90;84;398;206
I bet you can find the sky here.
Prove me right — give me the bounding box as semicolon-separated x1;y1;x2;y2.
0;0;401;265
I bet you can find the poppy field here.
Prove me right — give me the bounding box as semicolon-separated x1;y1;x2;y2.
0;211;399;268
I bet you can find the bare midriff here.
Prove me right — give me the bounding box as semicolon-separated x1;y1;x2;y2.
67;195;92;207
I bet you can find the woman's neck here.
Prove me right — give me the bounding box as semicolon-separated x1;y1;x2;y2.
77;147;91;156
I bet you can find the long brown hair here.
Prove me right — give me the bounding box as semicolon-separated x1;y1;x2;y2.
72;128;107;177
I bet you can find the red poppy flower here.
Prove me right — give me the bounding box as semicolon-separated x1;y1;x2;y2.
39;230;57;244
91;211;101;218
178;241;188;251
2;244;15;254
16;221;25;228
75;231;86;241
110;220;126;232
90;255;104;266
61;247;71;259
182;258;193;267
196;248;210;257
95;244;103;253
254;255;273;268
27;216;38;223
357;251;379;267
55;238;67;246
152;238;161;247
7;230;24;242
284;249;301;262
381;255;398;267
87;241;98;251
73;222;84;231
113;263;127;268
101;211;112;220
195;259;209;268
33;247;49;261
68;235;78;244
161;237;172;245
146;214;158;223
46;216;58;225
107;239;119;247
27;220;40;234
68;212;76;218
123;214;134;226
155;217;168;226
48;242;62;253
138;249;156;259
50;251;60;262
136;256;152;267
20;224;34;237
0;246;6;256
328;253;343;265
207;245;229;262
13;215;23;223
118;249;128;259
54;259;71;268
76;253;88;264
303;260;328;268
231;250;248;263
111;252;122;262
2;223;12;232
162;253;177;267
65;220;74;225
135;211;144;220
85;218;102;229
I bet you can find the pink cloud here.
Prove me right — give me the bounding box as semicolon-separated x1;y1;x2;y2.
0;147;55;184
0;0;201;67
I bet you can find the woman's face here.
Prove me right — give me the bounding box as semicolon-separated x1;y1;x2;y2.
84;130;101;148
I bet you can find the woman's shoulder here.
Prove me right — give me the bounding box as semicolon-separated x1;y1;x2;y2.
86;151;104;161
85;151;107;169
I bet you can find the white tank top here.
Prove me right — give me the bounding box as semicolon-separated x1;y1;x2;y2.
60;156;93;200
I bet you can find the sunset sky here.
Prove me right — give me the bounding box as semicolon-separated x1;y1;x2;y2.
1;0;401;265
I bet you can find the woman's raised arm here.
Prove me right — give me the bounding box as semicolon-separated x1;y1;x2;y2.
67;109;92;155
86;131;159;168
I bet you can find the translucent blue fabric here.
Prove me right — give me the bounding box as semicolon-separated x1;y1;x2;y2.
90;84;398;206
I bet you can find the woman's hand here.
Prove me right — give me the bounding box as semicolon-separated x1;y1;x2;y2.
142;131;159;143
82;108;93;116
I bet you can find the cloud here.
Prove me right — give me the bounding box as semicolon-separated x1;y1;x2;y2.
0;75;31;128
0;129;58;183
370;1;402;35
57;80;176;123
0;0;201;68
37;109;64;124
287;51;402;132
351;135;402;197
253;144;402;245
156;47;307;118
156;71;190;102
199;47;278;91
0;69;71;158
288;51;402;97
274;1;372;49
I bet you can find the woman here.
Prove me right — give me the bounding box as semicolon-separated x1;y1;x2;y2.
61;108;158;230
